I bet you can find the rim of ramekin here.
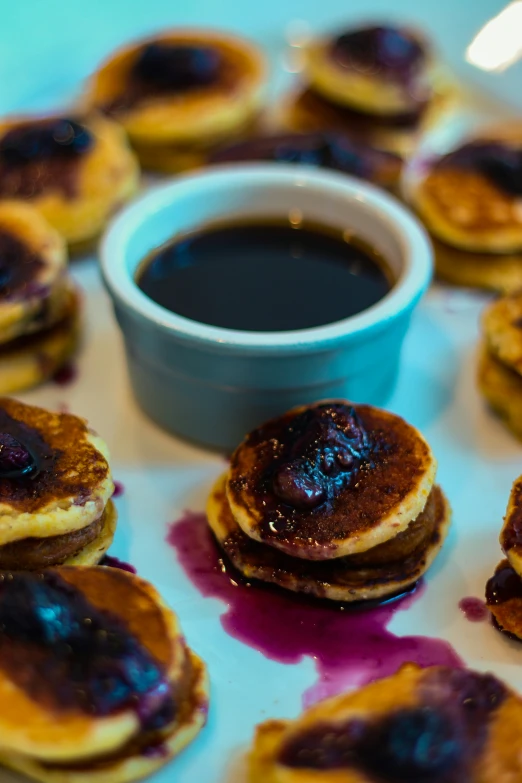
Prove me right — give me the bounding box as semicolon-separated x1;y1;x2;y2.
100;163;433;353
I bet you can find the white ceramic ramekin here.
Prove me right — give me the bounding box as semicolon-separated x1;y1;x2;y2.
101;164;432;450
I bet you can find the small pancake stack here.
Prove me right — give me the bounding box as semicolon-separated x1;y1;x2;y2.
283;24;444;158
479;291;522;440
248;663;522;782
0;202;79;393
0;114;139;250
412;131;522;291
0;397;116;570
88;30;266;173
207;401;450;602
0;566;208;783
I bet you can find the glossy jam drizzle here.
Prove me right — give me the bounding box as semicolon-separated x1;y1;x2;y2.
0;571;170;720
269;404;371;510
486;561;522;606
0;409;52;481
167;511;462;705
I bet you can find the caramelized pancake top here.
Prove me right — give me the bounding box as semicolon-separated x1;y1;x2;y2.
90;30;266;144
0;566;186;762
415;140;522;252
228;402;436;560
249;664;521;783
0;398;113;544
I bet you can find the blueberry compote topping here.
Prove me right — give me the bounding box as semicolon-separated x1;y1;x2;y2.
439;141;522;197
331;26;425;80
486;561;522;606
0;119;92;198
132;43;222;91
0;571;173;722
0;119;92;165
212;132;398;180
0;231;45;301
0;409;51;481
279;668;506;780
269;404;371;510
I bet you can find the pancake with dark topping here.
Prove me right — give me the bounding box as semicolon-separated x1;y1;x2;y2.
0;398;113;548
304;24;433;116
0;566;208;782
249;664;522;783
413;138;522;254
227;402;437;560
209;474;450;601
88;30;266;173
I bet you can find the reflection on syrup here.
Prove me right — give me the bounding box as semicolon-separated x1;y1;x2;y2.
167;511;462;705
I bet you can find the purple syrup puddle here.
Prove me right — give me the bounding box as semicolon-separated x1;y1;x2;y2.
100;555;137;575
112;480;125;498
52;362;78;387
458;597;489;623
167;511;462;706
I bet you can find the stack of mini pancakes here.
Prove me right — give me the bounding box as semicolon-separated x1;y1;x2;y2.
0;397;116;570
283;24;445;159
479;291;522;440
412;130;522;292
207;401;450;603
248;663;522;783
0;201;79;393
88;30;266;173
0;566;208;783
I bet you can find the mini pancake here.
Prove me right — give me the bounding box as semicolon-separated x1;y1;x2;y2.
0;566;207;766
483;291;522;374
500;475;522;576
304;25;433;115
413;139;522;253
477;344;522;442
281;86;446;158
0;286;80;394
210;131;403;190
209;474;450;602
0;113;139;246
0;649;208;783
0;202;71;344
486;559;522;641
248;664;522;783
0;499;117;570
89;29;266;158
227;402;437;560
431;234;522;293
0;397;113;545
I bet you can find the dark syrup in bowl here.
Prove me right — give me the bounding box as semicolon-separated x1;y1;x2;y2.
136;217;393;332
